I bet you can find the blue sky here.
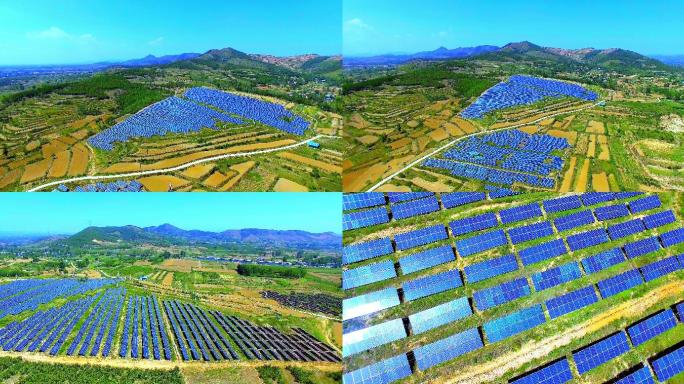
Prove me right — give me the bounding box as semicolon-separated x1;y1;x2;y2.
0;0;341;65
344;0;684;56
0;193;341;235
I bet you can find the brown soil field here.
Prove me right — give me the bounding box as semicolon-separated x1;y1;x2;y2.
202;171;234;189
417;136;431;151
443;122;465;137
160;258;200;273
575;158;591;192
348;113;370;129
70;129;90;140
48;150;70;178
592;172;610;192
138;175;191;191
559;156;577;192
561;115;576;129
84;270;102;278
586;120;606;134
181;163;215;180
519;125;538;134
552;121;563;128
41;138;70;158
376;183;411;192
20;158;53;183
406;120;419;128
539;118;555;126
0;169;22;189
219;161;256;191
390;137;411;150
411;176;453;192
357;135;379;145
102;162;142;173
586;134;596;157
547;130;578;145
429;128;449;142
451;117;477;133
343;163;386;191
162;271;174;286
273;178;309;192
278;152;341;173
423;118;443;129
67;143;89;176
597;135;610;161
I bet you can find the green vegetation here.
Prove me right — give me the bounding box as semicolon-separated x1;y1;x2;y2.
236;264;307;279
256;366;287;384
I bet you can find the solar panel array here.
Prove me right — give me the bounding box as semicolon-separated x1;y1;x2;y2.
344;193;387;211
343;237;394;265
413;328;483;371
343;354;412;384
409;298;472;335
484;305;546;343
464;253;518;283
403;269;462;302
531;262;582;291
640;255;682;282
627;310;677;346
343;318;406;357
344;207;390;231
573;332;630;374
449;212;498;236
507;220;554;244
613;366;655;384
546;285;598;319
395;225;447;251
399;245;455;275
624;236;661;258
455;229;507;257
597;269;644;298
474;278;530;311
651;344;684;381
510;359;573;384
343;288;401;321
391;196;440;220
343;260;397;290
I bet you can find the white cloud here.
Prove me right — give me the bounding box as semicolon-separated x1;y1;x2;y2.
27;26;70;39
344;18;372;32
148;37;165;46
79;33;96;43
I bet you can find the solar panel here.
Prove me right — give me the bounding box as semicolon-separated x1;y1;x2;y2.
531;262;582;291
661;227;684;247
343;260;397;290
483;304;546;343
473;278;530;311
567;228;609;251
640;255;682;282
402;269;462;302
573;332;630;374
449;212;499;236
627;309;677;346
613;366;655;384
343;288;401;321
594;203;630;221
399;245;455;275
642;210;676;229
344;207;390;231
343;238;394;265
409;297;472;335
546;285;598;319
441;192;486;209
650;344;684;381
455;229;508;257
413;328;483;371
629;195;661;214
518;238;567;266
510;359;573;384
344;193;387;211
507;221;554;245
608;218;646;240
582;248;626;274
342;318;407;357
387;192;434;203
342;354;412;384
597;269;643;298
464;254;518;283
543;195;583;214
678;302;684;322
394;225;448;251
554;209;595;232
499;203;543;224
581;192;616;206
623;236;661;258
391;196;440;220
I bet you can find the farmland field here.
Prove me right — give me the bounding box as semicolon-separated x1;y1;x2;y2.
342;191;684;383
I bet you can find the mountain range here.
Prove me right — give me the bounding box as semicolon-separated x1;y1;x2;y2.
344;45;499;66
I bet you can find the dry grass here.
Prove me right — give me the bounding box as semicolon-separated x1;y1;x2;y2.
586;120;606;134
592;172;610;192
67;143;89;176
202;171;234;189
278;152;341;173
162;271;174;286
574;158;591;192
559;156;577;192
20;158;53;183
138;175;191;191
586;134;596;158
357;135;379;145
48;150;70;178
181;163;216;180
273;178;309;192
219;161;256;191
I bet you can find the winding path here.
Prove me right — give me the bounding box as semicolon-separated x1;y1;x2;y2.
28;135;339;192
366;101;604;191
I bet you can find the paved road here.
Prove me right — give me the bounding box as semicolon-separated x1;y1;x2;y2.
366;101;603;192
29;135;339;192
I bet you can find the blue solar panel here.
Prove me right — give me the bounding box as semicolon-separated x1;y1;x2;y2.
474;278;530;311
543;195;583;214
518;238;567;266
629;195;661;214
678;302;684;322
483;305;546;343
567;228;609;251
554;209;595;232
581;192;616;206
344;193;387;211
642;210;676;229
508;221;554;244
597;269;643;298
464;254;518;283
651;344;684;381
391;196;440;220
344;207;390;231
343;260;397;290
413;328;483;371
594;203;630;221
449;212;499;236
402;269;462;302
510;359;573;384
531;262;582;291
455;229;508;257
394;225;448;251
546;285;598;319
614;366;655;384
661;227;684;247
388;192;434;203
399;245;455;275
343;354;412;384
342;318;407;357
343;288;401;321
608;218;647;240
499;203;543;224
343;238;394;265
441;192;486;209
582;248;626;274
627;310;677;346
573;332;630;374
409;297;471;335
623;236;661;258
640;256;682;282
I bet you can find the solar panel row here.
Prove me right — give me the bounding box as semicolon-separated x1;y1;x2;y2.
613;366;655;384
499;203;543;224
441;192;486;209
518;238;567;266
395;225;448;251
391;196;440;220
388;192;434;204
510;359;573;384
464;254;518;283
546;285;598;319
474;278;530;311
554;209;595;232
399;245;455;275
573;331;630;374
531;262;582;291
344;193;387;212
343;318;406;357
344;207;390;231
343;260;397;290
342;353;412;384
651;344;684;381
623;236;661;258
627;310;677;346
607;218;646;240
594;203;630;221
507;220;554;244
402;269;462;302
597;269;643;298
542;195;583;214
343;288;401;321
409;297;471;335
582;248;625;274
567;228;609;251
413;328;483;371
343;238;394;265
643;210;677;229
629;195;661;214
483;305;546;343
456;229;508;257
449;212;499;236
640;255;682;282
